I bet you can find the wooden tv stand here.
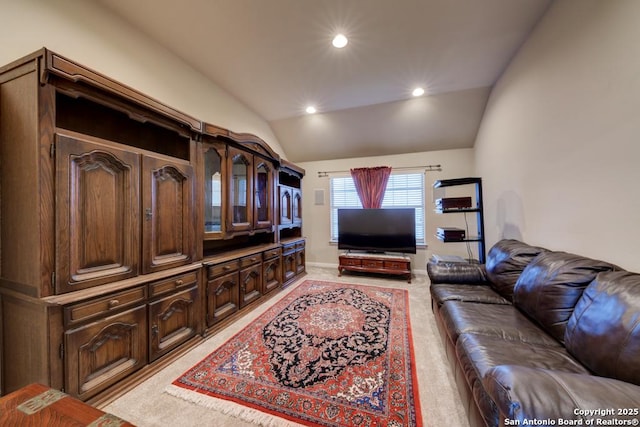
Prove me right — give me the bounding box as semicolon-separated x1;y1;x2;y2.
338;252;412;283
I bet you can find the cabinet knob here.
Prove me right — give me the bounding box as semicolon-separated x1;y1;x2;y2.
145;208;153;221
108;299;120;308
175;279;184;286
224;265;231;270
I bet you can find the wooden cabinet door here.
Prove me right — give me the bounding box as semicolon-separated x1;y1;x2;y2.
279;186;292;225
142;155;195;274
227;147;253;233
254;160;274;230
148;285;198;362
56;134;140;294
206;272;239;327
64;305;147;401
202;142;227;240
295;245;305;275
262;256;282;295
282;247;296;285
292;189;302;225
239;264;262;308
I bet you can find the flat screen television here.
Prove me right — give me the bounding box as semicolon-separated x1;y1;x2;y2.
338;208;416;254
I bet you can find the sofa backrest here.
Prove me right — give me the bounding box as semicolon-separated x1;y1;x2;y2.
513;251;620;343
485;239;548;301
564;271;640;386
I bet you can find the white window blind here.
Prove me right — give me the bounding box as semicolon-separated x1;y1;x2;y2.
330;172;425;243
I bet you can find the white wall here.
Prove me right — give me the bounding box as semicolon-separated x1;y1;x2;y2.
475;0;640;271
298;148;476;274
0;0;286;157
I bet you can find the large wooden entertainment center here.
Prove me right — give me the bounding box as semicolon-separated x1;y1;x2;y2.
0;49;306;403
338;252;412;283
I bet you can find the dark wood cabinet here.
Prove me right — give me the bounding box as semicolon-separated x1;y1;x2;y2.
200;126;280;246
55;133;140;294
201;142;227;240
292;189;302;225
279;186;293;225
295;241;306;275
0;49;202;401
55;133;196;291
338;253;411;283
142;154;195;274
227;147;254;233
203;244;282;329
148;271;200;362
239;259;262;308
206;270;240;327
148;285;198;362
278;186;302;226
281;239;305;287
282;243;297;285
254;159;275;230
0;48;304;404
64;305;147;401
262;248;282;295
225;147;276;236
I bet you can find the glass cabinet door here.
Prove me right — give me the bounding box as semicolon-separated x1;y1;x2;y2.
204;145;225;238
228;148;253;232
254;161;273;229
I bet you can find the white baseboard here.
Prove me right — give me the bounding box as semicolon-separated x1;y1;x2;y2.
306;261;338;269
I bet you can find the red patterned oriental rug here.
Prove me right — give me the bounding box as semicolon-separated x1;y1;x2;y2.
166;280;423;427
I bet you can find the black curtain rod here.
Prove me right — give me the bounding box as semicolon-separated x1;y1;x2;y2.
317;164;441;178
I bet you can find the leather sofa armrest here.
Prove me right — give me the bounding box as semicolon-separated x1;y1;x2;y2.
427;262;488;285
484;365;640;426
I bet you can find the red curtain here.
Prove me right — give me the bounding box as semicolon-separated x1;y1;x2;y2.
350;166;392;208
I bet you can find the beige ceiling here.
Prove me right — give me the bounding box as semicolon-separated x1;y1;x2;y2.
97;0;551;162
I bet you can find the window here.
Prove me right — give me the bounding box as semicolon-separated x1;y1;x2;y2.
330;171;425;244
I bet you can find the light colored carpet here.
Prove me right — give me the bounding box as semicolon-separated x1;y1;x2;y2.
102;266;469;427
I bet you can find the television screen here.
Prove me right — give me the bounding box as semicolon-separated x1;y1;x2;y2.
338;208;416;254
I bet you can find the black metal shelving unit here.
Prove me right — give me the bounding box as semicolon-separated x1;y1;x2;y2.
433;177;486;263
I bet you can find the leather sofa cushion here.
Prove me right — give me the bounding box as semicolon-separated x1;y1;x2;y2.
430;284;509;307
439;301;558;346
513;251;620;343
485;239;548;301
485;365;640;425
565;271;640;386
456;333;589;427
427;262;487;285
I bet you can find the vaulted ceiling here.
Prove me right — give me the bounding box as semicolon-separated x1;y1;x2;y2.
97;0;551;162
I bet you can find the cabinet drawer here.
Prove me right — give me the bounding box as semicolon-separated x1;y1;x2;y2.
149;271;198;298
282;243;296;255
263;247;282;260
384;261;409;271
362;259;384;268
207;260;240;279
64;286;147;327
340;257;362;267
240;254;262;268
295;241;305;250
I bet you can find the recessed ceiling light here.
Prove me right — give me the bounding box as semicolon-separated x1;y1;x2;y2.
412;87;425;97
306;106;317;114
332;34;348;48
